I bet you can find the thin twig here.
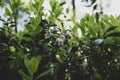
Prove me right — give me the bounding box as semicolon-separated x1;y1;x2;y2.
13;12;18;33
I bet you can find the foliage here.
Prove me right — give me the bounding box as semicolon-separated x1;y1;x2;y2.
76;13;120;80
0;0;120;80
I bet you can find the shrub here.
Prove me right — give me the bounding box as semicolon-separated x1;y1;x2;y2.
0;0;120;80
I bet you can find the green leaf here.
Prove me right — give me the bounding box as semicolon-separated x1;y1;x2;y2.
35;69;51;80
25;24;33;32
60;2;66;6
10;0;17;10
93;4;97;10
36;0;44;7
19;69;32;80
34;26;43;35
24;56;41;76
9;46;15;52
66;8;69;13
105;32;120;38
0;27;5;31
34;17;41;26
91;0;96;5
72;26;78;33
104;26;117;36
0;0;4;7
5;7;12;16
55;7;63;17
23;34;32;38
79;18;86;35
10;0;23;11
95;12;99;23
93;72;102;80
31;17;41;28
50;0;58;12
57;47;66;56
50;0;56;8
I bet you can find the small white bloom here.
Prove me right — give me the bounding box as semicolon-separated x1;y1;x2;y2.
66;30;72;38
56;38;64;46
45;31;52;39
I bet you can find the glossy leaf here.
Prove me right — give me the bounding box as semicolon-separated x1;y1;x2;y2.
24;56;41;76
19;69;32;80
60;2;66;6
105;32;120;38
36;0;44;7
104;26;117;36
0;0;4;7
93;4;97;10
91;0;96;5
5;7;12;16
35;69;51;80
34;26;43;35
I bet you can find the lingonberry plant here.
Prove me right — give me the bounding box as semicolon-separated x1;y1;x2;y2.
0;0;120;80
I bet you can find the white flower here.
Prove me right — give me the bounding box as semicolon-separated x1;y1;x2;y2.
65;30;72;38
56;35;66;46
60;35;66;41
45;31;53;39
56;38;64;46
